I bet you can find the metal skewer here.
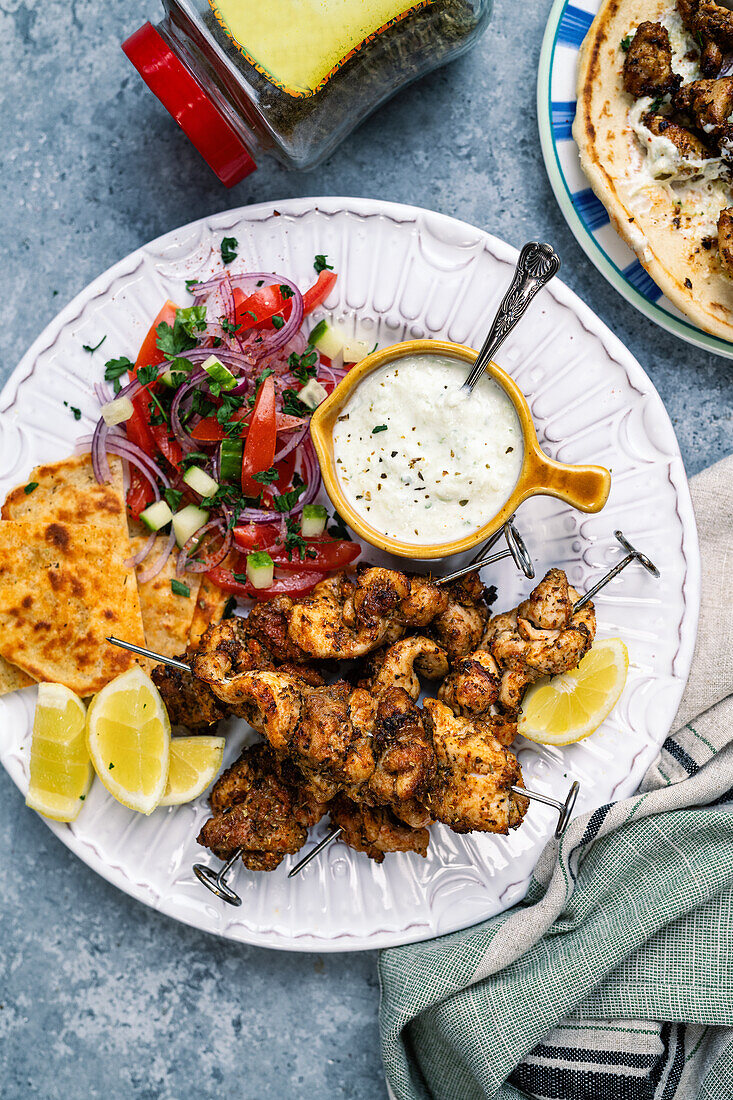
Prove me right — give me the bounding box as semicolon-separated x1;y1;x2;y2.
192;848;243;906
572;530;659;613
287;779;581;879
436;517;535;585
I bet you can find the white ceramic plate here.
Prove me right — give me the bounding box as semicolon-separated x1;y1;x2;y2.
538;0;733;358
0;197;699;952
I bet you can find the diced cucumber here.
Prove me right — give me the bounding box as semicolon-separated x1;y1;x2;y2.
219;438;243;482
342;337;370;364
202;355;237;391
173;504;209;548
139;500;173;532
301;504;327;537
100;396;134;426
183;465;219;498
298;379;329;410
246;551;274;590
309;320;345;360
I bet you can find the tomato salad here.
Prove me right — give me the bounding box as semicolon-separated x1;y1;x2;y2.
83;256;364;600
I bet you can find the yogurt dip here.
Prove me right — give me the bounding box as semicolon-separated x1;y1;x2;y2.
332;353;524;544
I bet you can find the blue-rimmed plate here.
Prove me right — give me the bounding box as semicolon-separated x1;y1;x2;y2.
538;0;733;359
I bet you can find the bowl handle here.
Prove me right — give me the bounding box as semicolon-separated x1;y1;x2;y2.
531;452;611;513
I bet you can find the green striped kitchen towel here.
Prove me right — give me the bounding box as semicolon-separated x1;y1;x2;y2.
379;456;733;1100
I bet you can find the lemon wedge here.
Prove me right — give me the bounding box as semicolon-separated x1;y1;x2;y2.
86;666;170;814
518;638;629;746
26;683;92;822
159;736;225;807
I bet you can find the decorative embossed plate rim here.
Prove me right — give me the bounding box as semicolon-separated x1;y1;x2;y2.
0;197;700;952
538;0;733;358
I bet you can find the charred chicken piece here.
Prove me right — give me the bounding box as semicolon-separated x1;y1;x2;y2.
623;22;681;99
696;0;733;48
365;687;436;827
352;565;449;645
359;635;449;701
423;699;527;834
329;795;430;862
438;649;501;718
673;75;733;136
152;660;228;731
243;596;311;665
197;743;325;871
718;207;733;275
482;568;596;712
642;113;710;160
287;572;394;660
677;1;728;75
430;572;490;662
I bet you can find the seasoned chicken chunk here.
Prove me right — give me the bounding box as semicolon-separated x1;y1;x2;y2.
696;0;733;47
718;207;733;276
365;687;436;826
482;569;596;712
430;572;490;662
423;699;526;834
152;660;228;731
287;573;393;660
642;114;710;162
673;76;733;135
197;744;322;870
623;22;681;99
358;635;449;701
330;796;430;862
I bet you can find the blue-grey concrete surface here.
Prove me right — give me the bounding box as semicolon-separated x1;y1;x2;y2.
1;1;731;1098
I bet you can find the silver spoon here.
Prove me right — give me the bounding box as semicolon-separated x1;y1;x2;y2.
463;242;561;392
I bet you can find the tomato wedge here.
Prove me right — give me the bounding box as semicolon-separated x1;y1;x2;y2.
206;565;319;600
272;537;360;572
241;375;277;496
126;468;154;519
303;269;337;314
135;300;178;371
232;284;288;329
148;422;183;467
233;523;282;552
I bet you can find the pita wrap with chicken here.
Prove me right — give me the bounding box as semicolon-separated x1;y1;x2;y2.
574;0;733;339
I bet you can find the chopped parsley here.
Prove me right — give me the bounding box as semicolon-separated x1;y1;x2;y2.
64;402;82;421
24;482;39;495
147;393;168;426
279;284;294;299
372;424;388;434
185;278;200;292
164;487;184;510
104;356;133;385
251;467;279;485
221;236;239;264
271;315;285;330
171;579;190;597
620;34;632;51
83;335;107;354
222;596;237;619
180;450;211;470
233;572;249;584
220;318;242;337
281;388;309;418
272;475;306;513
328;510;352;541
288;347;318;384
314;254;334;274
155;307;206;358
649;95;666;113
137;364;159;387
283;515;316;561
108;763;115;770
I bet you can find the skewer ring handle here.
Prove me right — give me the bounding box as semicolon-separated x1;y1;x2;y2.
555;780;580;839
505;521;535;580
614;531;660;577
193;862;242;907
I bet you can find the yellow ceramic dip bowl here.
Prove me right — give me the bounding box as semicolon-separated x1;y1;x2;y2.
310;339;611;560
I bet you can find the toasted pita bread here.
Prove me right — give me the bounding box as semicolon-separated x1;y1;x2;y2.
574;0;733;339
0;656;35;694
131;537;202;659
2;453;128;534
0;521;147;696
188;576;230;648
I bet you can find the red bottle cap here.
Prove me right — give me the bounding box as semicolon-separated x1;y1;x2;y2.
122;22;256;187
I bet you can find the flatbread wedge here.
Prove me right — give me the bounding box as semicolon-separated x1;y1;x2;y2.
2;453;128;535
131;536;202;660
0;520;147;696
573;0;733;339
188;577;230;649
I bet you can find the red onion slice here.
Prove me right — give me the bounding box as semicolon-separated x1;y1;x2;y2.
137;529;177;583
125;530;157;569
177;520;233;575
